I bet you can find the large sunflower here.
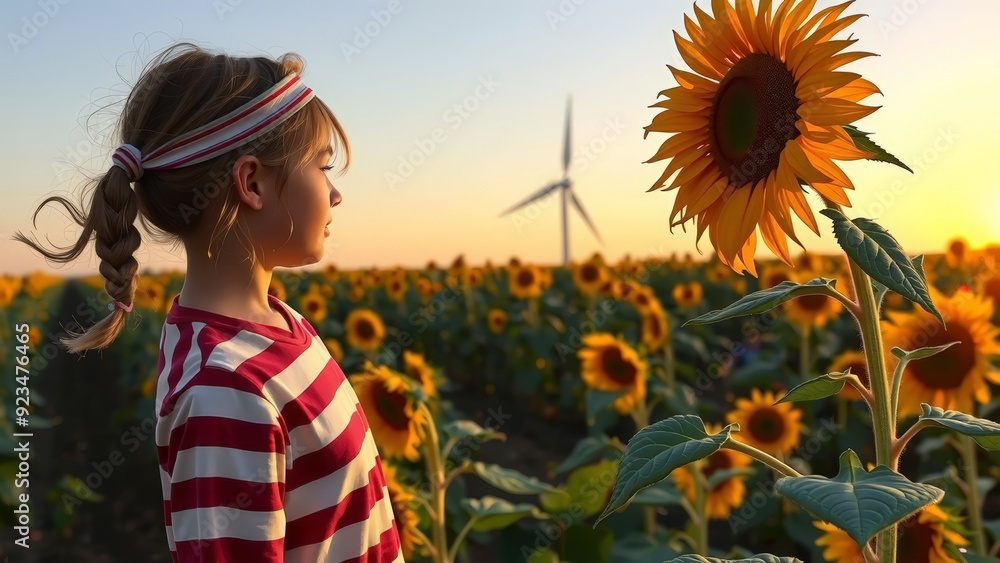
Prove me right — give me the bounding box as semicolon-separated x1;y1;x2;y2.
345;308;387;352
814;504;968;563
882;286;1000;418
673;422;753;519
380;460;424;560
646;0;879;275
577;333;648;415
726;388;802;456
350;361;427;461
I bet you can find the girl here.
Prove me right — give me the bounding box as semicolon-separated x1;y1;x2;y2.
15;42;404;562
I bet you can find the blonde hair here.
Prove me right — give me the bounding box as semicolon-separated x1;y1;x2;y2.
13;41;350;355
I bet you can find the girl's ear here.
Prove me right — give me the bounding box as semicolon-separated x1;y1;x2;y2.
232;155;272;211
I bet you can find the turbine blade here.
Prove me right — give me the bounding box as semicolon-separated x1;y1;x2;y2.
563;95;572;175
568;189;603;245
498;181;565;217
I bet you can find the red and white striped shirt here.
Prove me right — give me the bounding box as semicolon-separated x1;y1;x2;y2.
154;293;403;562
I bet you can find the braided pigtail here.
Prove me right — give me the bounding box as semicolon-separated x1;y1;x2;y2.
13;163;141;354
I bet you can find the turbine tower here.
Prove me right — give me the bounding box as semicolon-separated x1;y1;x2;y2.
498;95;603;265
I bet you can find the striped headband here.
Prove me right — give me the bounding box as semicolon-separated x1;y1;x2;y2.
110;72;315;182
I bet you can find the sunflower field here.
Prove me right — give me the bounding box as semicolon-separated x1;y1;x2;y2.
3;239;1000;562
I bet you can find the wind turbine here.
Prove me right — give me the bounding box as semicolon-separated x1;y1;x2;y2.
498;95;603;265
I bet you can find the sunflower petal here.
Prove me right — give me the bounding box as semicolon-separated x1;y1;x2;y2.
717;181;766;263
760;209;794;265
791;39;857;78
674;31;726;81
646;110;710;133
735;0;759;47
645;131;708;163
829;77;883;102
800;98;879;126
809;181;852;206
712;0;752;56
784;139;833;183
796;71;861;101
800;140;854;188
665;64;718;94
786;187;821;236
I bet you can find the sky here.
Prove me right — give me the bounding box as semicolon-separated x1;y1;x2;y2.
1;0;998;277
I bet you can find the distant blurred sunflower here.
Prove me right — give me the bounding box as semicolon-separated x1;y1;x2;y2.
673;423;752;519
345;308;386;352
646;0;879;275
299;284;327;324
760;262;794;290
348;284;366;302
578;333;648;415
0;278;17;307
324;338;344;364
704;259;732;284
726;388;802;456
629;283;662;314
827;350;869;403
386;277;408;302
509;264;544;299
380;460;424;559
672;281;704;308
572;258;610;296
134;278;165;311
23;271;63;299
487;308;507;334
402;350;437;398
783;281;843;327
814;504;967;563
323;262;340;282
641;304;669;351
882;286;1000;417
350;362;426;461
461;267;484;288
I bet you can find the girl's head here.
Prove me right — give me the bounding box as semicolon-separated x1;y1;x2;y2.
14;41;349;354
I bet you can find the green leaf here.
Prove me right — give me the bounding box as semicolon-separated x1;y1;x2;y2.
775;370;856;404
541;459;619;517
684;278;839;326
774;450;944;547
819;209;944;325
665;555;803;563
471;461;563;495
630;479;685;507
586;388;627;420
460;496;547;532
441;420;505;443
594;415;736;525
916;403;1000;450
555;435;619;474
891;341;958;361
843;125;913;173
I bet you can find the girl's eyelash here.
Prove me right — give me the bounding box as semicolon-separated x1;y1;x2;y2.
321;164;335;171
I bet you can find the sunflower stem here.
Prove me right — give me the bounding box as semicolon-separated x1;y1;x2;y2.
960;434;988;555
843;253;896;562
722;439;803;478
418;402;450;563
447;516;479;563
863;544;880;563
690;459;710;555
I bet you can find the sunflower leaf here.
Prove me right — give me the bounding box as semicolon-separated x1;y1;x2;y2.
441;420;506;444
872;254;927;308
916;403;1000;450
555;435;620;475
819;209;944;325
594;415;736;525
774;370;856;404
460;496;548;532
684;278;839;326
664;555;803;563
471;461;563;496
774;449;944;548
843;125;913;173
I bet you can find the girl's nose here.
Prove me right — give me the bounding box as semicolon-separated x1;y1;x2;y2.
330;186;343;207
